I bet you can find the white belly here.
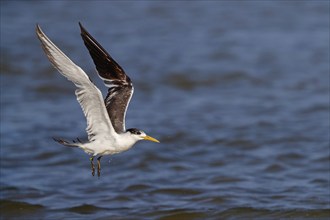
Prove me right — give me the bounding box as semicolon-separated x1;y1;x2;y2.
79;135;136;156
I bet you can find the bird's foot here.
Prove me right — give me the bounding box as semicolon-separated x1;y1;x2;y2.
97;156;102;178
90;157;95;176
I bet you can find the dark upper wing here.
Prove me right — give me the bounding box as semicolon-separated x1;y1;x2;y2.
79;22;133;133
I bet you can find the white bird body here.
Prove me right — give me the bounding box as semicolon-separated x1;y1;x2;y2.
79;132;140;156
36;23;159;176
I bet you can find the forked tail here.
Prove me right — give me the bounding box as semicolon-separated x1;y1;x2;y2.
53;137;82;147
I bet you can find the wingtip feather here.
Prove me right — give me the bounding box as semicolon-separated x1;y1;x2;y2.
36;23;43;38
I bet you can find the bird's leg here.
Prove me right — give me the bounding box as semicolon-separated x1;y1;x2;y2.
97;156;102;177
90;156;95;176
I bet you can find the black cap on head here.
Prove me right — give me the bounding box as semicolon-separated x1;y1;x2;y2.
127;128;142;135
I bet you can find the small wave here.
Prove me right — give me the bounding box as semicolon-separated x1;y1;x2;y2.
156;209;207;220
32;84;72;94
139;207;330;219
124;183;153;191
0;199;45;219
164;70;262;91
66;204;106;214
263;163;286;173
217;207;330;219
150;188;202;196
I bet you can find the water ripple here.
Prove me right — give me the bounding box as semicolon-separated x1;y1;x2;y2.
1;1;329;219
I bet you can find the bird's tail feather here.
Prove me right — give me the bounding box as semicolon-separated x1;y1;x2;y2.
53;137;81;147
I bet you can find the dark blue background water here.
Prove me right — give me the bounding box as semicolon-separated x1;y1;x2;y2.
1;1;329;219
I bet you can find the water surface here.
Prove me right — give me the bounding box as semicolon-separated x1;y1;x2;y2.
1;1;329;219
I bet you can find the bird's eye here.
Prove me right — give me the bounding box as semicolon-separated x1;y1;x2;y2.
136;131;141;135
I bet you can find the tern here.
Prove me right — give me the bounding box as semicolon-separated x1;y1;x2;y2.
36;23;159;177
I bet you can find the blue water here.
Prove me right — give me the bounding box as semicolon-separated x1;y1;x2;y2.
1;1;329;219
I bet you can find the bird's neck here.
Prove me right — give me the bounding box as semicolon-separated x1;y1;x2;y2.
116;132;139;152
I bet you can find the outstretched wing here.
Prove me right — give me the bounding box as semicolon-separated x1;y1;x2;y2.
36;25;116;141
79;22;133;133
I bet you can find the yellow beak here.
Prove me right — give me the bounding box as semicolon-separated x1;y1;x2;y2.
143;135;160;143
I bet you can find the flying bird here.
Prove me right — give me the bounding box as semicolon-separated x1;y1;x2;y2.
36;23;159;177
